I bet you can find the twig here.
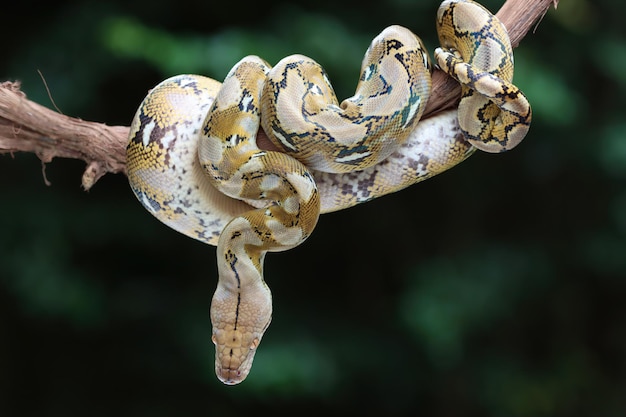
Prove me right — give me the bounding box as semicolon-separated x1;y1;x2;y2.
0;0;557;190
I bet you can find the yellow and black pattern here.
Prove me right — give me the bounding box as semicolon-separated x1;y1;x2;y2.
197;57;321;384
261;25;432;173
313;109;474;212
435;0;531;152
126;0;531;385
127;75;251;245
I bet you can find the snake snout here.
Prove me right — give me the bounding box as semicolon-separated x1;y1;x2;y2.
217;367;245;385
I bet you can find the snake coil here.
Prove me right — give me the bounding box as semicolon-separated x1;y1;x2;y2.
126;0;531;384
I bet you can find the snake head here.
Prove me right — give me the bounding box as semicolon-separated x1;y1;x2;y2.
210;284;272;385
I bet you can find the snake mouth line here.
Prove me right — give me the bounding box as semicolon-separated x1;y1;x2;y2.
217;367;243;385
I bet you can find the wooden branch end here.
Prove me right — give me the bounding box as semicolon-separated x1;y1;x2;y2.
0;81;129;189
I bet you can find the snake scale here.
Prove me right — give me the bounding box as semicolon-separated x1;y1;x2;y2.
126;0;531;385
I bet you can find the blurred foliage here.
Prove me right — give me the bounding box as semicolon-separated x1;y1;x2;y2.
1;0;625;415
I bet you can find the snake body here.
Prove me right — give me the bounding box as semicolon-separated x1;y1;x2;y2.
126;0;530;385
434;0;531;152
261;25;431;173
198;56;320;384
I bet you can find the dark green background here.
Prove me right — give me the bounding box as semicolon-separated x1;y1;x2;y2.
1;0;624;415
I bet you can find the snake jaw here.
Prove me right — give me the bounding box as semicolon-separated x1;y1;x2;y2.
210;282;272;385
211;324;268;384
211;329;262;385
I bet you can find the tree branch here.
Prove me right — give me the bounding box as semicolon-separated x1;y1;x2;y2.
0;82;128;188
0;0;557;190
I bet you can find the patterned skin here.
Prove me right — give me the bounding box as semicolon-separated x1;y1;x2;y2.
126;0;531;384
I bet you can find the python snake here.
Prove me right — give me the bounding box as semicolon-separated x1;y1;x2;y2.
126;0;531;385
